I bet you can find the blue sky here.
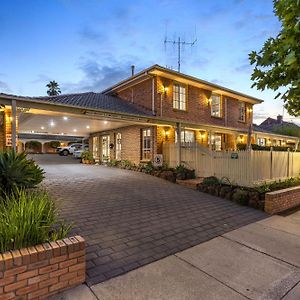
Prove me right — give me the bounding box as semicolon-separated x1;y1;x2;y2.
0;0;299;124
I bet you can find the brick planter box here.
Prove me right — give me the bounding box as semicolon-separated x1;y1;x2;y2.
0;236;85;300
265;186;300;214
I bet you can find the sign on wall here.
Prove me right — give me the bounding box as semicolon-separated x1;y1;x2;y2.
153;154;163;167
231;152;239;159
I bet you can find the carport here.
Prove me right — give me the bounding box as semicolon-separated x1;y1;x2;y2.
0;92;174;159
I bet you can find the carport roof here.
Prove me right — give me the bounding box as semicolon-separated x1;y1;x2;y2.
0;92;152;117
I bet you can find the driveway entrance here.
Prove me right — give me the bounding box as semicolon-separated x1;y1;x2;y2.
34;155;266;286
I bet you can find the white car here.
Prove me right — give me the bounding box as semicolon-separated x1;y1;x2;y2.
56;143;83;156
73;145;90;158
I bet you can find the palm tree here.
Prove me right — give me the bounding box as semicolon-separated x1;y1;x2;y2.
46;80;61;96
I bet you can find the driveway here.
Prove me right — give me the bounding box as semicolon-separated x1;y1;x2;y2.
33;154;266;286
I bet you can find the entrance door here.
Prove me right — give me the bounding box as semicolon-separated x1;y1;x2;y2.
92;137;100;160
102;135;110;161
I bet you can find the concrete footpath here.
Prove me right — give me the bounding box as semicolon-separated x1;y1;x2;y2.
51;209;300;300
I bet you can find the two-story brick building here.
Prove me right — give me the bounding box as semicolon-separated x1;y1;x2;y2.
90;65;298;163
0;65;298;164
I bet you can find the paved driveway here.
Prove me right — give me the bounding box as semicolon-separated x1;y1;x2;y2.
33;154;266;286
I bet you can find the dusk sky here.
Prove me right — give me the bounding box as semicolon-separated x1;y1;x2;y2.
0;0;299;125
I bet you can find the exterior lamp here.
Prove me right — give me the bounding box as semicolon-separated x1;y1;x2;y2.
163;86;169;94
164;129;170;141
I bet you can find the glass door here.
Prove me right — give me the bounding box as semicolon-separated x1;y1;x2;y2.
102;135;110;161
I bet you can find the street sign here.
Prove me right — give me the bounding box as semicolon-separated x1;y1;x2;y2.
153;154;163;167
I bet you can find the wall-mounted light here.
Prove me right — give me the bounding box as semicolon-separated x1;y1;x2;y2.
164;128;170;141
41;126;45;130
50;121;55;127
239;135;244;143
104;121;108;125
63;116;68;120
208;98;212;105
86;125;90;129
163;86;169;94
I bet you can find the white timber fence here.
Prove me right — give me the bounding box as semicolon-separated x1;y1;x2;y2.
162;142;300;187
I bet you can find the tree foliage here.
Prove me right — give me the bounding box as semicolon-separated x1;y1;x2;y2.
46;80;61;96
249;0;300;116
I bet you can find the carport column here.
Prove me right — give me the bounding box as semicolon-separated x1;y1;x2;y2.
176;122;182;165
11;99;17;151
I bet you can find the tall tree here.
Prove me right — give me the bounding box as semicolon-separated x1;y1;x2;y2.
46;80;61;96
249;0;300;116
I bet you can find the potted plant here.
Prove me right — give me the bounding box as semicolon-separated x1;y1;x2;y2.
81;150;94;164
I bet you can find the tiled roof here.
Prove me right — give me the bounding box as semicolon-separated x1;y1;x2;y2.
0;92;152;116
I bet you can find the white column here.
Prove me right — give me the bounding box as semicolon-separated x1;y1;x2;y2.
176;122;182;165
11;100;17;151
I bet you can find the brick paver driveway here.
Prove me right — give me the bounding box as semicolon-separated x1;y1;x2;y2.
33;154;267;286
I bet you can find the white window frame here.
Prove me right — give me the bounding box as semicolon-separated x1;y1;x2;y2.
142;128;152;160
238;101;246;122
102;135;110;160
211;94;222;118
173;83;186;111
115;132;122;160
175;130;195;143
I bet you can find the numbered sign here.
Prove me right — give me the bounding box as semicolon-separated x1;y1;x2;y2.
153;154;163;167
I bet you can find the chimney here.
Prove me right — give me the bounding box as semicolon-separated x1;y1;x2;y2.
277;115;283;124
131;65;135;76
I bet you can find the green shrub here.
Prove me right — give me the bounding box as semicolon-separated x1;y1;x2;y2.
202;176;220;186
0;150;44;195
144;161;154;174
0;189;71;252
175;164;195;180
232;189;249;205
81;150;93;161
48;141;61;149
107;159;120;167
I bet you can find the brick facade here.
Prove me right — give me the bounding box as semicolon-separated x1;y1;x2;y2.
0;236;85;300
265;186;300;214
91;125;158;164
115;75;253;131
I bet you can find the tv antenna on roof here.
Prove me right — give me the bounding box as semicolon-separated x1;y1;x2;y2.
164;36;197;73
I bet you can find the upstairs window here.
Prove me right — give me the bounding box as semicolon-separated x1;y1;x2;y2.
211;94;221;117
173;83;186;110
238;102;246;122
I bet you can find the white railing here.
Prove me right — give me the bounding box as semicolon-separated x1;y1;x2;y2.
162;143;300;186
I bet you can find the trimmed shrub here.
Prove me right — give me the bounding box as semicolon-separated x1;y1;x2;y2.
0;150;44;195
202;176;220;186
232;189;249;206
81;150;93;161
0;189;71;252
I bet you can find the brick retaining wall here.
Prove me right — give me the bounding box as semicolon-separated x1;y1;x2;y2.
0;236;85;300
265;186;300;214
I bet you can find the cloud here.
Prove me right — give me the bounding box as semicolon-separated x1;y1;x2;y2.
78;26;106;43
30;74;52;84
62;58;146;93
0;80;10;93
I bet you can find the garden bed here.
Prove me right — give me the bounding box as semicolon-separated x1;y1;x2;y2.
197;176;300;213
106;159;195;183
0;236;85;300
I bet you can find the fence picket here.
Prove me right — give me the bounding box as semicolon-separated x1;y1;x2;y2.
162;143;300;186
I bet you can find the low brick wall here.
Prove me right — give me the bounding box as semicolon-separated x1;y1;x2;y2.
0;236;85;300
265;186;300;214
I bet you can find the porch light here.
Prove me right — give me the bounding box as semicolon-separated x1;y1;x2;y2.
41;126;45;130
50;120;55;127
73;129;77;132
86;125;90;129
63;116;68;120
163;86;169;93
104;121;108;124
